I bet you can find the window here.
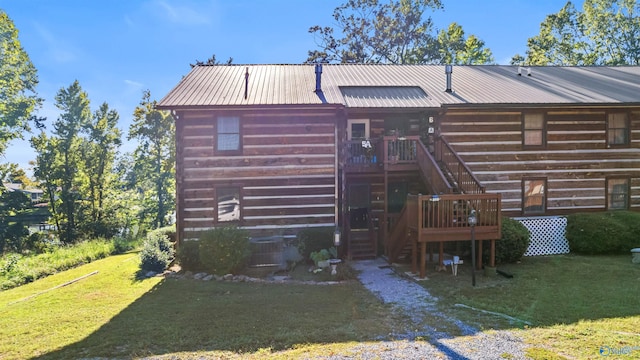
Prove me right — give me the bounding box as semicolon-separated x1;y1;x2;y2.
523;113;545;147
607;178;629;210
347;119;369;140
217;187;240;223
217;117;240;152
607;113;629;147
523;178;546;214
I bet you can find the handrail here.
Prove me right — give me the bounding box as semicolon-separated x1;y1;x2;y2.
418;193;501;235
435;137;485;194
415;140;454;195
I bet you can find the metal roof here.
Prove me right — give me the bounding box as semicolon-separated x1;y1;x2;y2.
158;64;640;109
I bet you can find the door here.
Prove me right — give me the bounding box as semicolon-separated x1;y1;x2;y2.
349;184;370;230
347;183;376;258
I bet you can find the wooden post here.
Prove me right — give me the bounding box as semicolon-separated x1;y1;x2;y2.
478;239;483;270
420;241;427;278
411;231;417;274
490;239;496;267
439;241;444;267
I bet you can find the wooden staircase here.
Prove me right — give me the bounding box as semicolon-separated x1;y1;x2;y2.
385;136;501;277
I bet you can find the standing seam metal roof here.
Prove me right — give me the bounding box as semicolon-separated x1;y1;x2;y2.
157;64;640;108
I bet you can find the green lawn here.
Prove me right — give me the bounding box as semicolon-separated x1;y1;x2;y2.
2;252;639;359
418;254;640;359
0;253;404;360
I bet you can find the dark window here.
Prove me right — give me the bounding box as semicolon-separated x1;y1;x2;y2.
523;178;546;214
351;123;367;140
523;113;545;147
217;117;240;152
607;178;629;210
217;187;240;223
607;113;629;147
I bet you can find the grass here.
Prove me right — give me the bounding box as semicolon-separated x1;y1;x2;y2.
0;252;405;360
414;254;640;359
0;238;137;290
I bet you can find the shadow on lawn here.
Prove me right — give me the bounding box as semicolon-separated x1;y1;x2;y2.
34;276;404;359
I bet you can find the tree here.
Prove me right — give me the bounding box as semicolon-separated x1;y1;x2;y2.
81;102;122;237
190;54;233;67
437;22;494;65
52;80;92;243
306;0;493;64
518;0;640;65
0;10;42;155
128;90;175;229
30;132;62;235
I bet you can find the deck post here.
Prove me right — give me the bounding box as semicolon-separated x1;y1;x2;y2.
411;231;417;274
477;240;483;270
420;241;427;278
439;241;444;267
490;239;496;267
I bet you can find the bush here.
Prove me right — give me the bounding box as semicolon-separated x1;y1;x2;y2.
147;225;177;244
112;237;137;254
566;211;640;254
495;218;531;264
139;230;175;273
297;227;334;261
176;240;202;271
198;226;250;275
484;218;530;264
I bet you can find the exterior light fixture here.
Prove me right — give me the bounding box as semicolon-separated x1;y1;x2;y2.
334;227;341;247
468;209;477;286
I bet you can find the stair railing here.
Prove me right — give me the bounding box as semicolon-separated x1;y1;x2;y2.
435;137;485;194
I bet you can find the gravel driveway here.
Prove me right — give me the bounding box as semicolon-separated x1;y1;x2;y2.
341;258;530;360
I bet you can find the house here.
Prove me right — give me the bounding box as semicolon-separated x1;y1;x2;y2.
3;182;44;203
158;64;640;277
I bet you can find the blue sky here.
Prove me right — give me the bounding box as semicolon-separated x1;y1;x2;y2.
1;0;579;173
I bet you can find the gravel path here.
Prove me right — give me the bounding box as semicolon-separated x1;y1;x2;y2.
342;258;530;360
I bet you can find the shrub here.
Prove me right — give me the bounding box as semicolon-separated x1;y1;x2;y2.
484;218;530;264
566;211;640;254
139;230;175;273
147;225;177;244
198;226;250;275
112;237;137;254
297;227;334;261
176;240;202;271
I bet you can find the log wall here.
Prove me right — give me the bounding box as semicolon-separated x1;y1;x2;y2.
175;108;341;241
441;109;640;217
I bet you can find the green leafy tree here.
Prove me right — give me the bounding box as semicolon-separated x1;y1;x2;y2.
437;22;494;65
128;90;175;229
0;10;42;155
30;132;62;233
51;81;91;243
0;189;31;253
306;0;493;64
81;102;122;237
517;0;640;65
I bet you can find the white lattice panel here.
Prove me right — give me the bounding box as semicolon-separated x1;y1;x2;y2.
513;216;570;256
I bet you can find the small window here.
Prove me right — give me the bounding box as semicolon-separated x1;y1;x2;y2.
523;113;545;147
217;187;240;222
523;178;546;214
347;119;369;140
607;113;629;146
217;117;240;152
607;178;629;210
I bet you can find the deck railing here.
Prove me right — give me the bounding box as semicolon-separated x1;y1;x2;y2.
344;139;381;166
435;137;485;194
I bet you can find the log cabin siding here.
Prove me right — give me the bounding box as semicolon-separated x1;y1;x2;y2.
442;108;640;216
176;108;340;240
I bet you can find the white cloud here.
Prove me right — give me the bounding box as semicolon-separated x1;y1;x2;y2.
152;0;213;25
33;22;77;63
125;79;145;89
